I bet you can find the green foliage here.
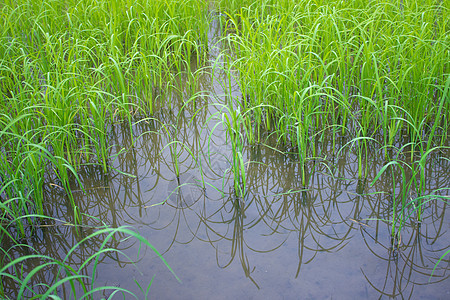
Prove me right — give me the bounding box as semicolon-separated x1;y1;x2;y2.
0;225;179;299
218;0;449;159
0;0;211;229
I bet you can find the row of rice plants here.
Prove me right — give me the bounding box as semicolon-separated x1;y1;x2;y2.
0;0;210;233
1;0;210;297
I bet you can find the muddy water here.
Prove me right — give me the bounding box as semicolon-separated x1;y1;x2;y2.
3;17;450;300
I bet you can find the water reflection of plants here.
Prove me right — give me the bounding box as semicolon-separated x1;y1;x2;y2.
360;211;449;298
146;141;372;288
245;151;362;277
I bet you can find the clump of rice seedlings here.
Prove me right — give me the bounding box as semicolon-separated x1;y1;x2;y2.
204;100;248;198
0;225;179;299
0;114;86;237
216;0;449;213
223;105;247;198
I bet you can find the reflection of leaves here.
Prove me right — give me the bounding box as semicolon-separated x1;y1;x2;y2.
165;173;204;209
227;198;260;288
360;216;450;298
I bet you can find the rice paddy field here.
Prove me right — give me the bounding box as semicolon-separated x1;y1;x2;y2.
1;0;449;298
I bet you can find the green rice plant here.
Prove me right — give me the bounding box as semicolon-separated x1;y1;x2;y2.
387;191;449;254
86;99;111;173
401;192;449;230
431;246;450;280
0;143;84;235
160;123;184;179
0;115;44;227
0;109;88;233
425;74;450;153
207;54;248;197
204;101;269;198
0;184;31;239
0;225;180;299
410;146;449;220
337;92;381;180
278;102;318;186
222;107;247;197
369;145;448;242
337;135;379;180
386;99;447;208
371;157;413;240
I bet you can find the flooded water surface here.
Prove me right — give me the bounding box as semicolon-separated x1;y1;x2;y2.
37;116;450;299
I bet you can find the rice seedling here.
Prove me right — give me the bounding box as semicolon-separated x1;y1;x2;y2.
201;101;245;198
369;145;448;244
0;224;179;299
223;107;247;197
